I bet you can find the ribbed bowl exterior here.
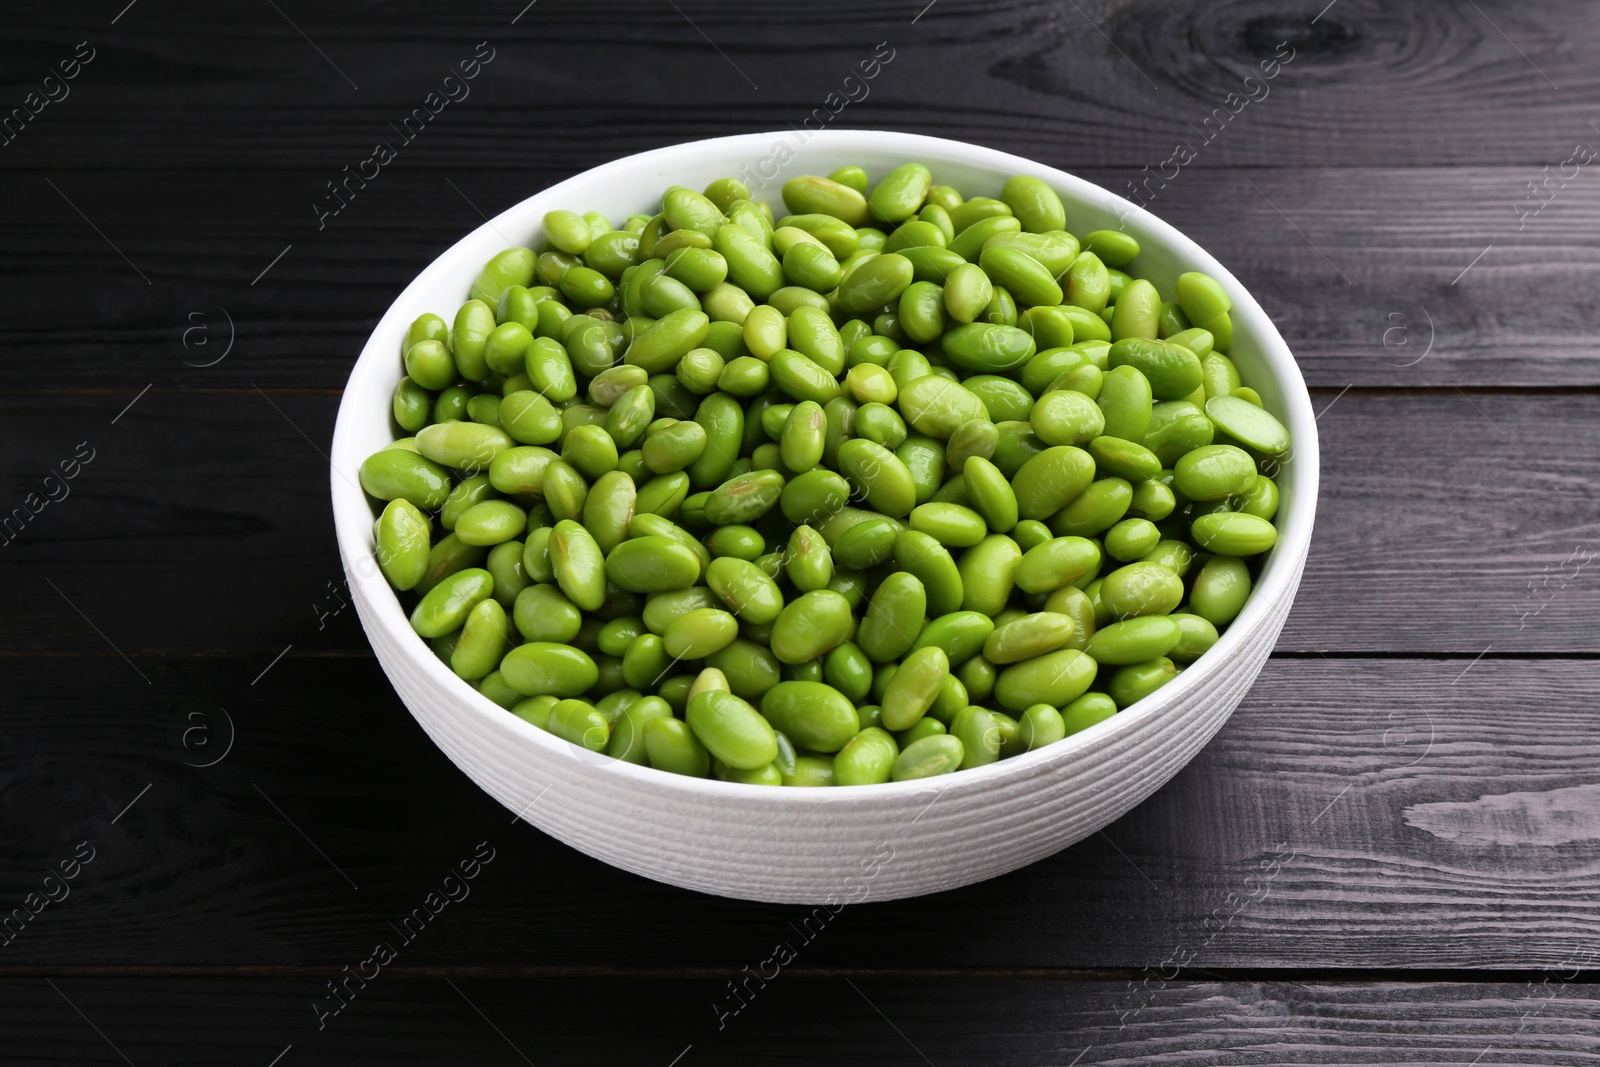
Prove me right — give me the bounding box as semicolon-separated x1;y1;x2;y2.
333;131;1319;903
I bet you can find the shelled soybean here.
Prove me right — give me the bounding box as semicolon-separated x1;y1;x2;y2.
360;163;1292;787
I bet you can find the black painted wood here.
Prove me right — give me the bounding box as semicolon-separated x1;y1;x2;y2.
4;975;1599;1065
3;0;1596;1058
4;167;1596;391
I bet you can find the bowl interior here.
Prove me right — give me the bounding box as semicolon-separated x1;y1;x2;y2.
330;129;1319;799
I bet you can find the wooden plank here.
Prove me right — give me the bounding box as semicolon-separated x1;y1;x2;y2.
2;0;1594;170
3;166;1597;390
1;655;1594;969
2;976;1597;1065
3;392;1594;654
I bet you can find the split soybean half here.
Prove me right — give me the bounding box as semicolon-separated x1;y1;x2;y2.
361;162;1291;786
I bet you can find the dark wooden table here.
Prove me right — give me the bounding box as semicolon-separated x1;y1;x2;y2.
4;1;1597;1062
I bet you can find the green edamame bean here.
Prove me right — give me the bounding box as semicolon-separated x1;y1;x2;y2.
411;567;494;639
704;468;785;525
960;456;1017;533
768;348;842;405
909;502;987;548
1018;703;1067;751
964;375;1034;423
978;245;1061;307
546;698;609;751
1062;691;1117;735
451;598;510;680
953;534;1019;617
947;705;999;769
393;376;431;432
513;583;582;643
895;530;964;616
1104;518;1161;562
1108;657;1178;707
714;224;785;299
417;533;487;596
897;374;988;439
1238;474;1279;521
838;253;915;315
1049;477;1132;537
912;611;994;666
1174;444;1257;501
606;696;674;764
779;400;826;472
643;716;710;776
820;641;874;704
360;448;452;510
1189;555;1252;624
993;648;1095;711
1099;561;1184;619
1084;615;1181;665
456;499;528;546
897;717;947;747
1169;613;1220;663
880;645;949;730
500;641;599;697
1097;365;1154;443
782;175;870;226
1088;435;1162;482
664;607;738;659
782;241;844;293
1015;535;1101;594
705;637;781;702
835;727;899;786
1111;278;1161;341
787;307;845;375
441;478;497;531
1065;252;1111;315
759;681;859;753
1108;338;1204;401
898;280;949;345
858;571;928;663
1012;446;1095;520
1031;390;1106;446
415;421;516;473
1081;229;1139;268
604;536;702;594
891;734;964;780
837;438;918;518
983;611;1075;663
1204;394;1291;455
374;498;431;591
1128;478;1177;521
1176;271;1231;325
686;689;777;770
785;524;834;593
769;589;854;664
867;163;932;224
1190;512;1277;556
1001;175;1066;233
641;420;708;474
939;322;1036;373
548;519;607;611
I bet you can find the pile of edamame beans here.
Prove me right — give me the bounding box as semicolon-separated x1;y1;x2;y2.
360;162;1292;787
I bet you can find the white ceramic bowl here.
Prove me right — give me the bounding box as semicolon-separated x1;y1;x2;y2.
332;130;1318;903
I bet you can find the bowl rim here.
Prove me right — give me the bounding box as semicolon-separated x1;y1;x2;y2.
331;128;1319;803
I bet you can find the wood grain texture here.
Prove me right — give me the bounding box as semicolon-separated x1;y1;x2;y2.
1;165;1596;390
0;0;1593;170
3;976;1598;1065
2;655;1594;968
3;393;1594;655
